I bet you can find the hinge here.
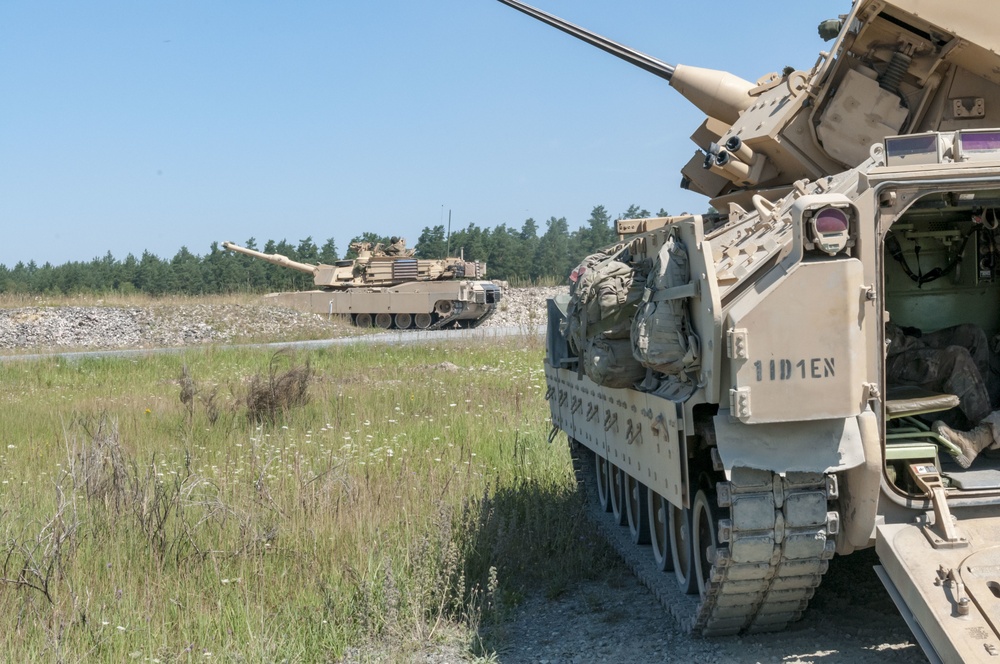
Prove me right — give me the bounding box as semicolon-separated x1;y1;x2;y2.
909;463;968;549
728;328;749;360
730;387;752;419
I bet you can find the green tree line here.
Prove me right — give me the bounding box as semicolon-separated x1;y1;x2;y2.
0;205;665;295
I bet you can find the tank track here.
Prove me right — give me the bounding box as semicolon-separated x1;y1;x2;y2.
465;303;498;328
430;301;466;329
571;443;837;636
429;301;499;329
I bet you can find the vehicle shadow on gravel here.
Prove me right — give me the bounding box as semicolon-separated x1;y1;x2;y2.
489;536;926;664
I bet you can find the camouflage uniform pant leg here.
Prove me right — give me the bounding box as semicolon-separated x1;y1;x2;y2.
885;344;991;427
921;324;1000;405
979;410;1000;451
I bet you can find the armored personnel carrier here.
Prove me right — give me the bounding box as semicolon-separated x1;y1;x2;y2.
499;0;1000;659
222;239;501;329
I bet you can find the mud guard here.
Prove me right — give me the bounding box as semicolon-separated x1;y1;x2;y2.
876;508;1000;663
713;409;865;474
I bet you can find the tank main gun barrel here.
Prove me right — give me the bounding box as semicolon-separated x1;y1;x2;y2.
496;0;675;82
222;241;319;275
495;0;754;124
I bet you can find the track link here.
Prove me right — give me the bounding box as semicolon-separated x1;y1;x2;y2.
571;444;837;636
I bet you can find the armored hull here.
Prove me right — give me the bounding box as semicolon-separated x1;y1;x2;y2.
264;279;501;329
497;0;1000;658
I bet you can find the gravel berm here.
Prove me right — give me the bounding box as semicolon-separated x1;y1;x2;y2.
0;287;563;352
0;287;928;663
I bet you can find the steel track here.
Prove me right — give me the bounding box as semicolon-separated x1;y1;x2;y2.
570;442;837;636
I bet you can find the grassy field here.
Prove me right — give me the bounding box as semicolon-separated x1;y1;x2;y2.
0;335;610;662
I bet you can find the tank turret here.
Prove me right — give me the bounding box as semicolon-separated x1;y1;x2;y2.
223;240;488;290
497;0;1000;210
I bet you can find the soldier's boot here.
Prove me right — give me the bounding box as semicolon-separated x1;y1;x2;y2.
932;421;996;469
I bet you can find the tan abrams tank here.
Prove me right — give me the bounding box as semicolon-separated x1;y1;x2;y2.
500;0;1000;659
222;240;502;329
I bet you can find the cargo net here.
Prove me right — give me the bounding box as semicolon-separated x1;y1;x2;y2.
562;234;700;399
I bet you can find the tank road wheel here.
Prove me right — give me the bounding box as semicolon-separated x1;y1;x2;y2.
648;488;674;572
610;466;628;527
625;475;650;545
414;313;433;329
354;313;373;327
669;502;698;594
394;313;413;329
691;489;720;600
595;453;612;512
375;313;393;329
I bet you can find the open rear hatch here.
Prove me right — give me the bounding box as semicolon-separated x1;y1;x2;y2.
876;462;1000;663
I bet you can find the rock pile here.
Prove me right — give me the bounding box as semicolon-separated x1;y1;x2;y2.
0;304;336;351
0;287;565;351
486;286;563;328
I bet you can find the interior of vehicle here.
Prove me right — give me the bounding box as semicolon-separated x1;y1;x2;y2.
882;187;1000;496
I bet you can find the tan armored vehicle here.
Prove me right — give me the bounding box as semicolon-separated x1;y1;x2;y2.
499;0;1000;659
222;239;501;329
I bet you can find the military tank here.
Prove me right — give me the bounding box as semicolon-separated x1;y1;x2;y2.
499;0;1000;659
222;238;501;329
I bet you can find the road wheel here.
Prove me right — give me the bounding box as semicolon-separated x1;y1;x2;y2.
648;488;674;572
691;488;720;600
625;475;650;545
610;465;628;527
595;453;612;512
670;501;698;594
354;313;373;327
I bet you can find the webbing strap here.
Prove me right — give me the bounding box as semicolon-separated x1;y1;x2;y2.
649;282;698;303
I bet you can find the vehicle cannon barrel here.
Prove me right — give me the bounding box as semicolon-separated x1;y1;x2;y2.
496;0;754;124
222;241;319;276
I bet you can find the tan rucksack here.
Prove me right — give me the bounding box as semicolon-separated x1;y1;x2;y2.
563;246;644;354
631;236;700;376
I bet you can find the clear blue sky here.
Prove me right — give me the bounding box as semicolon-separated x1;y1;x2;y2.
0;1;839;268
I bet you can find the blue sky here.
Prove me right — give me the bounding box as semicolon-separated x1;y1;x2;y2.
1;1;838;268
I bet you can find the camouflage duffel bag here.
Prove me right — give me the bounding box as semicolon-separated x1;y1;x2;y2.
563;247;643;353
631;236;700;376
583;337;647;389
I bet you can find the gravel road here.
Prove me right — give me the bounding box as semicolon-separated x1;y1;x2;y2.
0;288;929;663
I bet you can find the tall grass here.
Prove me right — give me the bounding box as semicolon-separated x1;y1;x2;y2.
505;276;564;289
0;336;608;661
